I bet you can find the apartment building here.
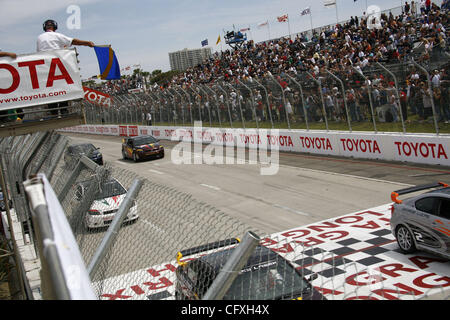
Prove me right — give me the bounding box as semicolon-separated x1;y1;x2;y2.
169;47;212;71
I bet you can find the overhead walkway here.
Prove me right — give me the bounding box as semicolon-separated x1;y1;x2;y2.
0;101;86;138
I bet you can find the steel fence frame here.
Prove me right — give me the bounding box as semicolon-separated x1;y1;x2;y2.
85;58;448;135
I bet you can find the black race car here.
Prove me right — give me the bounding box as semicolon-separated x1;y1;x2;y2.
121;135;164;162
64;143;103;166
175;238;325;300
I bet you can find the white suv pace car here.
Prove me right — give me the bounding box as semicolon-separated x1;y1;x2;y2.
75;178;139;229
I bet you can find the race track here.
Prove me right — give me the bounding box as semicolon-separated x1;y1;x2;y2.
62;132;450;234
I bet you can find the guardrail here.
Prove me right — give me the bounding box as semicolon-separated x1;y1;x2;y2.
61;123;450;167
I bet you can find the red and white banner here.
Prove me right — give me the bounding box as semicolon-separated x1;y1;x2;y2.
0;49;83;111
83;86;111;107
59;125;450;167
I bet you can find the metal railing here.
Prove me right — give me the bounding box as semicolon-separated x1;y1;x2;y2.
0;100;86;138
85;58;450;135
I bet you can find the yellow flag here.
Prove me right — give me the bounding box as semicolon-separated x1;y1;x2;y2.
216;35;221;45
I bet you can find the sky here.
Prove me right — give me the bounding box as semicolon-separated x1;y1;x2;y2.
0;0;409;81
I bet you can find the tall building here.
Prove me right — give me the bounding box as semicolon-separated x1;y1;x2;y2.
169;47;212;71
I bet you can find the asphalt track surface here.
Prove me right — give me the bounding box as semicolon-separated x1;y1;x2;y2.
62;132;450;235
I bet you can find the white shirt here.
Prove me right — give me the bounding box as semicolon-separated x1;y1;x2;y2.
37;31;73;52
313;65;319;75
361;58;369;68
345;34;351;43
285;101;293;114
432;74;441;87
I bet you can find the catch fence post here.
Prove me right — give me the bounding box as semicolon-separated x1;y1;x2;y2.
325;69;352;132
376;62;407;134
203;231;261;300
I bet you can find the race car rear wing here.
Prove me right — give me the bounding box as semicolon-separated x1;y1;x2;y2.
391;182;449;204
176;237;240;266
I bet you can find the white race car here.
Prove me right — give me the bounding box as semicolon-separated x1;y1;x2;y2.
75;178;139;229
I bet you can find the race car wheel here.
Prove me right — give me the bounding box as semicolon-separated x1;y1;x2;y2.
396;225;416;254
133;152;139;162
122;149;127;160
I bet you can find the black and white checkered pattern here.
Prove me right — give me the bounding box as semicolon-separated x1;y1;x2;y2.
98;204;450;300
292;229;398;278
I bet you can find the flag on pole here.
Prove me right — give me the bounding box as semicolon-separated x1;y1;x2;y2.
94;45;121;80
201;39;208;47
277;14;288;22
216;35;221;45
324;0;336;8
301;7;311;16
257;20;268;28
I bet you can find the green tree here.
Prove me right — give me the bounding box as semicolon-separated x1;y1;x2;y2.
150;70;181;86
151;69;162;77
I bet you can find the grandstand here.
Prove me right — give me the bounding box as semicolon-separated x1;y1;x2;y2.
82;1;450;134
168;3;449;85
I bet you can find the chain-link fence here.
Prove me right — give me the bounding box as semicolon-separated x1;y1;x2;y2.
85;58;450;135
1;1;449;302
0;130;264;299
0;230;15;299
